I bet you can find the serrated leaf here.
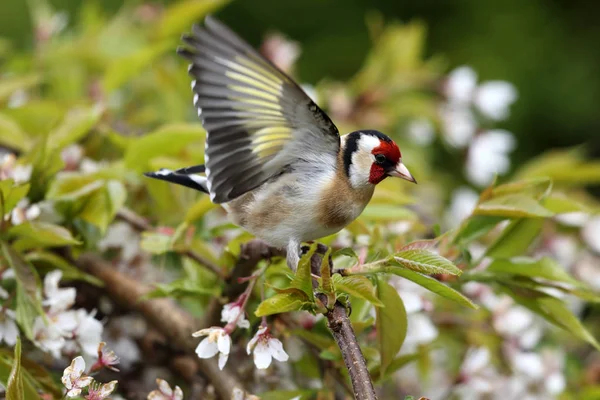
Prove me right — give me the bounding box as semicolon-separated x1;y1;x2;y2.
392;249;462;276
255;290;310;317
486;257;581;286
125;124;205;171
376;279;407;378
333;275;384;307
9;221;81;250
474;194;553;218
7;339;24;400
490;177;552;200
389;268;478;309
49;106;103;150
485;219;544;259
400;239;437;251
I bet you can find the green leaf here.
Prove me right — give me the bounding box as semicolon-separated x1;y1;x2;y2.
509;289;600;350
0;74;40;102
392;268;478;309
46;173;104;201
486;257;581;286
0;242;44;340
25;251;103;287
319;248;335;307
157;0;230;38
370;352;419;381
489;177;552;200
484;219;544;259
49;106;103;150
185;197;217;223
9;221;81;250
542;194;590;214
453;216;504;245
516;147;600;185
474;194;553;218
102;42;173;92
0;180;30;216
78;180;127;233
0;113;30;151
392;249;462;276
333;275;384;307
361;204;417;221
7;339;24;400
290;244;317;301
255;290;311;317
376;279;407;378
333;247;358;261
140;231;172;255
125;124;205;171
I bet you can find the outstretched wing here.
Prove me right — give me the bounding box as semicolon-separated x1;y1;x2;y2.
178;16;340;203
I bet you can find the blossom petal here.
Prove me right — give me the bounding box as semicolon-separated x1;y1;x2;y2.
192;327;215;338
218;351;229;370
66;388;82;398
253;342;273;369
195;337;219;358
217;332;231;355
2;319;19;346
174;385;184;400
157;378;173;396
98;380;118;397
268;338;289;362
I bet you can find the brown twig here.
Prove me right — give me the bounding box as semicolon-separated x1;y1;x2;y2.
311;248;378;400
75;253;246;399
116;208;226;279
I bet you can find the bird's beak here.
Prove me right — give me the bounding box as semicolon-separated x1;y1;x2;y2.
387;162;417;184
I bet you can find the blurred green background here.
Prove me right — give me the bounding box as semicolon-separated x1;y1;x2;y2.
2;0;599;164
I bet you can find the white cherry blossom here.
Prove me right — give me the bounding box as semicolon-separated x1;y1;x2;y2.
193;327;231;370
466;129;516;187
62;356;93;398
147;378;183;400
221;302;250;329
85;380;118;400
474;81;518;121
0;309;18;346
246;326;289;369
445;66;478;104
43;270;76;314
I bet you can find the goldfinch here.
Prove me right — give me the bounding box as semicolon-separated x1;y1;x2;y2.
145;16;416;269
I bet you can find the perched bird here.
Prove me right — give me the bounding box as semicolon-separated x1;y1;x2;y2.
145;16;416;269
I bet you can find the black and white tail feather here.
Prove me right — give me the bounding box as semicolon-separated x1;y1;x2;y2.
144;166;208;193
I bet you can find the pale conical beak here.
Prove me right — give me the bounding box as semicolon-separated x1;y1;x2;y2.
387;162;417;183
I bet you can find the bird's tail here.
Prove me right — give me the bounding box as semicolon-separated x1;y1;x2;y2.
144;164;209;194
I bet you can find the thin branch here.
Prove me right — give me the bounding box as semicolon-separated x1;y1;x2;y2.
116;208;226;279
311;248;378;400
75;253;246;399
323;299;378;400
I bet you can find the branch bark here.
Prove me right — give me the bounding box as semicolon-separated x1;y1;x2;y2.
311;248;378;400
325;301;378;400
75;253;245;399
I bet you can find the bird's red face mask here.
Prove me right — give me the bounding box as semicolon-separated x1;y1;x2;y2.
369;140;416;185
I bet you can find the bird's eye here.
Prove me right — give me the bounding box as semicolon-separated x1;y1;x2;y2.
374;154;386;164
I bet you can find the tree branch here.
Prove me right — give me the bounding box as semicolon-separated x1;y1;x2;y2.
75;253;246;399
116;208;226;279
324;300;378;400
311;248;378;400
